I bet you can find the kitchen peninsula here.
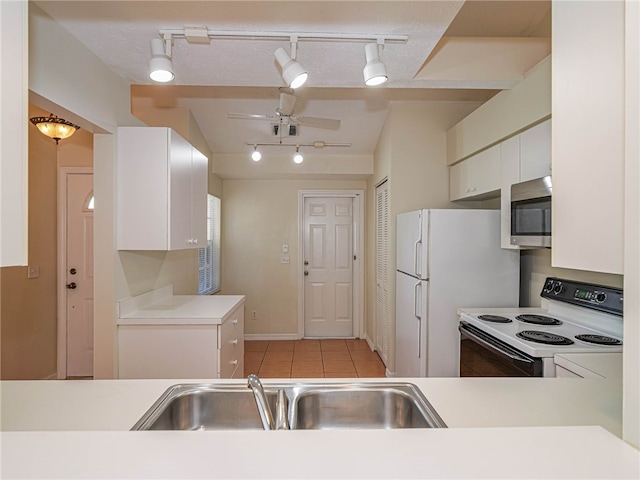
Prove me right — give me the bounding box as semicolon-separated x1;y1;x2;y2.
2;377;638;478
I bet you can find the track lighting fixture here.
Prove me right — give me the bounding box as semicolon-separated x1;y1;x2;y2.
245;141;351;163
274;41;308;89
149;27;408;86
251;146;262;162
363;42;388;86
149;37;174;83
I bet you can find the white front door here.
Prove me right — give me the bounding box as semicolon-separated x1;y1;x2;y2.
303;197;353;337
65;173;94;377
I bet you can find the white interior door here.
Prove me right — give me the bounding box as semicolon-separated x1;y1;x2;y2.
66;173;94;377
303;197;353;337
375;181;390;367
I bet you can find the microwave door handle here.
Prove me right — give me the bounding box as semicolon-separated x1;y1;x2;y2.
458;324;534;365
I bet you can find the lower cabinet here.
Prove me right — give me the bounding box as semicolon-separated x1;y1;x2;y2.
118;305;244;379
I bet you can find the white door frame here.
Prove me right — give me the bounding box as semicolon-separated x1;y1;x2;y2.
57;166;93;379
298;189;365;338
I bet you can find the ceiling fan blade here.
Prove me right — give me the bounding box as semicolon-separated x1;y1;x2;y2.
295;116;341;130
277;92;297;116
227;112;276;122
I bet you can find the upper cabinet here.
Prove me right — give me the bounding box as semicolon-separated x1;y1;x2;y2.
449;145;501;201
117;127;208;251
551;1;624;274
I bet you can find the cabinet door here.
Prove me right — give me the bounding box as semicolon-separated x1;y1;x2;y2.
169;132;194;249
500;136;520;249
190;147;208;248
552;1;624;274
520;119;552;182
449;145;501;201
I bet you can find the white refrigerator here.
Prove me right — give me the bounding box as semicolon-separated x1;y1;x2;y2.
395;209;520;377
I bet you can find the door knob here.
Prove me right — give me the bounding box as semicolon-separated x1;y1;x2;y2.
66;282;77;289
304;271;309;276
69;268;77;275
304;261;309;265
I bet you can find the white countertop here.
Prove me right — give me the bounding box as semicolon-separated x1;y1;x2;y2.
1;377;638;479
117;285;245;325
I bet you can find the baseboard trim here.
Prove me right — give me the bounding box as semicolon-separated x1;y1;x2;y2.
43;372;58;380
244;333;300;341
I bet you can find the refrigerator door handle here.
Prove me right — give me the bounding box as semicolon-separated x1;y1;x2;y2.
414;239;422;277
414;281;422;319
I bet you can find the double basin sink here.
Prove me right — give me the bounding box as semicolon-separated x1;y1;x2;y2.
132;379;447;431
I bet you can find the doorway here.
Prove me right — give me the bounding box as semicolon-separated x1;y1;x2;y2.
57;167;94;378
298;190;364;338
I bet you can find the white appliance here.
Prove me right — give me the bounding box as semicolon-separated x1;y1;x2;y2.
458;277;623;377
395;209;520;377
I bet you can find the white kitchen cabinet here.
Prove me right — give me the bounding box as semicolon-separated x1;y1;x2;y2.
117;288;245;379
551;1;624;274
519;118;551;182
117;127;208;251
554;353;622;380
500;135;521;249
449;144;501;201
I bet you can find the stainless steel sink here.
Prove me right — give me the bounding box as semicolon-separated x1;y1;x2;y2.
289;383;442;429
131;384;277;431
132;382;446;431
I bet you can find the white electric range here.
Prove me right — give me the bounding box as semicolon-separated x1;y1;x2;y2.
458;277;623;377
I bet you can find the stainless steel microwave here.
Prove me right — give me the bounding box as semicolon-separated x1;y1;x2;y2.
510;175;552;248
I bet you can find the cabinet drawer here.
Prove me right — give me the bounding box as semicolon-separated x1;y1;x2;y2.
219;306;244;346
219;336;243;378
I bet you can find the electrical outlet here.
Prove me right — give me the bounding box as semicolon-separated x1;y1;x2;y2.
252;310;257;320
281;254;290;264
282;243;289;254
27;265;40;279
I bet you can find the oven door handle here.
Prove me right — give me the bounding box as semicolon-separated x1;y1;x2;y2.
458;322;535;365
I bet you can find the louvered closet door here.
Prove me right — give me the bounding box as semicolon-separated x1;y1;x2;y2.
375;180;390;367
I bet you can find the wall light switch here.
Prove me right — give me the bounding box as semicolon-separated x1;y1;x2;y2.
27;265;40;279
281;254;290;264
282;243;289;254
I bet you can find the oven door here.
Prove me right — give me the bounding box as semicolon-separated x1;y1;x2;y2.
459;322;543;377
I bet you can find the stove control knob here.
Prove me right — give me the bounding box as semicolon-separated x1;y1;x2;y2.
543;279;555;293
595;292;607;303
553;282;564;295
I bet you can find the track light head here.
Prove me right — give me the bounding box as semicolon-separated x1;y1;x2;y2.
149;38;175;83
251;146;262;162
293;146;304;164
363;42;388;86
274;47;308;89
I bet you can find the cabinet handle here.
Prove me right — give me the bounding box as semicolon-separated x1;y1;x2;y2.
231;359;238;366
232;319;238;325
193;238;199;245
232;338;239;345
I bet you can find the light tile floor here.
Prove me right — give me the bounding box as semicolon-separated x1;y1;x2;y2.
244;339;387;378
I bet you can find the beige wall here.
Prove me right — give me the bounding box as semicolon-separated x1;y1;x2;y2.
222;178;366;337
366;101;483;371
1;105;93;380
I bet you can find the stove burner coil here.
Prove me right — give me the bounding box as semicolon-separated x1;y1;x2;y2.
477;314;512;323
575;334;622;346
516;330;574;345
515;314;562;326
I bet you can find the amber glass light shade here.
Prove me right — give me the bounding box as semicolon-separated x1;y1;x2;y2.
29;114;80;144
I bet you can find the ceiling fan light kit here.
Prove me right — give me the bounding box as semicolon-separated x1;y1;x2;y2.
149;27;407;86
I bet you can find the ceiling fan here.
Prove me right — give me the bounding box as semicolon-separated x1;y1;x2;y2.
227;88;341;132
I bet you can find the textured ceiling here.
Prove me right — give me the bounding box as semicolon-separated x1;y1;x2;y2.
34;0;551;159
